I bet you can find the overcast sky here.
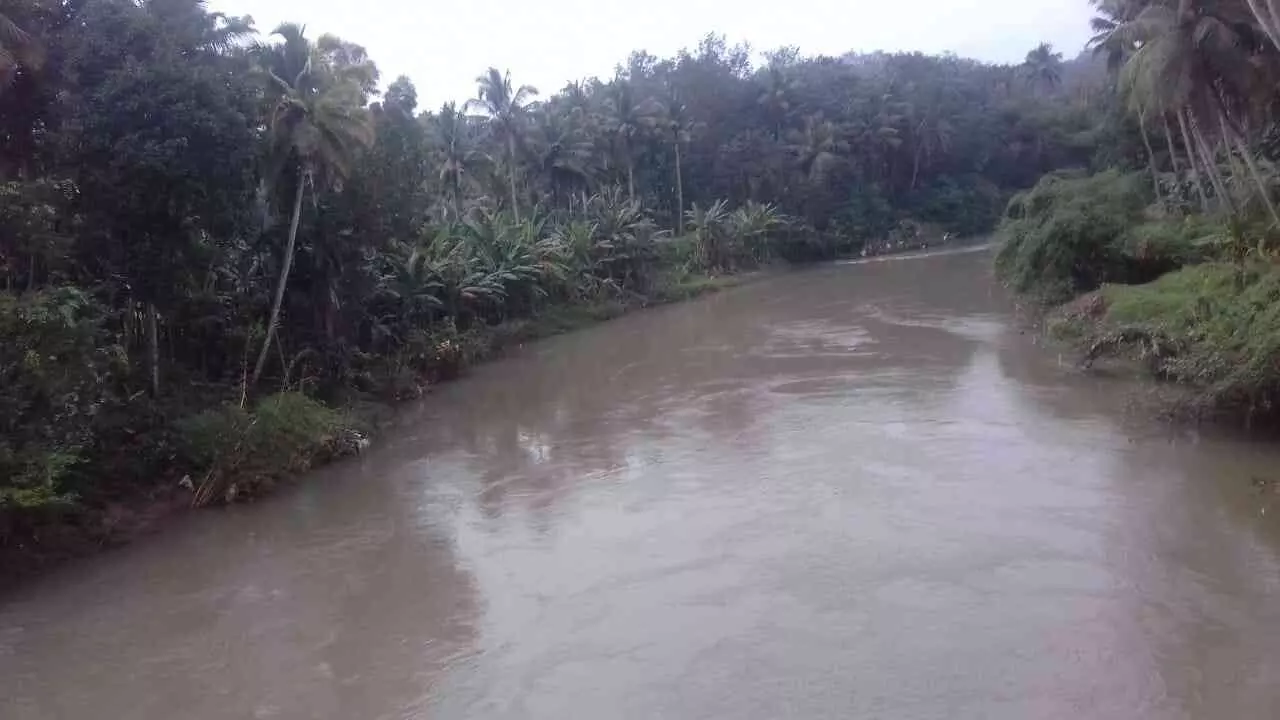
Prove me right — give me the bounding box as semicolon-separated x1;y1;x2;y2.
207;0;1096;109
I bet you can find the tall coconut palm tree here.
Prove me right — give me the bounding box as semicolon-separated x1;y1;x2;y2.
791;114;848;184
604;77;660;202
467;67;538;221
909;110;953;190
534;107;594;207
1109;0;1275;220
251;23;375;385
1089;0;1185;207
431;102;477;218
845;97;905;185
758;65;798;141
1022;43;1065;94
659;95;697;233
1089;0;1140;71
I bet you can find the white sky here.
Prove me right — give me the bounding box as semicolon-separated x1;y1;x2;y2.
209;0;1096;109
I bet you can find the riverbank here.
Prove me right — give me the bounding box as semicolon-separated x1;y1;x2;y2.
995;170;1280;426
1044;262;1280;423
0;270;754;585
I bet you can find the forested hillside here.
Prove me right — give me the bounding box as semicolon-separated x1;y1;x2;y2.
0;0;1086;563
996;0;1280;423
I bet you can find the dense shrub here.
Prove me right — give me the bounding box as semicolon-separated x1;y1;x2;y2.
176;393;349;505
910;175;1007;236
1117;215;1216;272
995;170;1156;300
0;289;122;509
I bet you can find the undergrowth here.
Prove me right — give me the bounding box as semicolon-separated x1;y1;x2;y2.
1095;263;1280;419
994;170;1209;302
177;393;352;506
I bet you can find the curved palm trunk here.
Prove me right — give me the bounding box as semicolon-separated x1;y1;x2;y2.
1136;107;1162;205
1216;115;1249;207
1162;115;1180;174
911;146;923;191
1234;136;1280;226
252;169;306;386
507;134;520;222
627;158;635;203
910;119;927;190
674;140;684;234
1245;0;1280;52
1190;115;1235;215
147;302;160;397
1178;109;1212;213
1217;107;1280;226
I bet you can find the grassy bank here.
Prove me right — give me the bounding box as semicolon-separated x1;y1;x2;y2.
1047;263;1280;421
996;170;1280;424
0;268;749;583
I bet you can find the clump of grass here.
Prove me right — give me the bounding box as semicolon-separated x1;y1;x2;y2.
1085;263;1280;420
516;301;631;336
651;270;746;303
1045;292;1108;342
177;392;351;505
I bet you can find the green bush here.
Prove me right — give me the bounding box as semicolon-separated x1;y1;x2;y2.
840;184;895;243
911;174;1006;236
0;288;122;509
994;169;1152;300
1118;215;1215;272
176;392;347;505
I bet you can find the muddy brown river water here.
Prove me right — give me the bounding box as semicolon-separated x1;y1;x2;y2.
5;248;1280;719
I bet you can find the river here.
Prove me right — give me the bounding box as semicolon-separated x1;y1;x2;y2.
4;248;1280;719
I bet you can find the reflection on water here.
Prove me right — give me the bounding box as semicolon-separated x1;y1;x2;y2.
4;249;1280;719
0;455;481;720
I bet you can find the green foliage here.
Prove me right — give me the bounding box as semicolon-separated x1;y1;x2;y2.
727;201;785;264
839;184;895;244
1117;215;1216;268
1093;263;1280;415
0;179;76;289
650;270;746;303
59;0;261;312
0;288;120;508
994;170;1153;300
177;392;346;505
687;199;732;271
909;175;1006;236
